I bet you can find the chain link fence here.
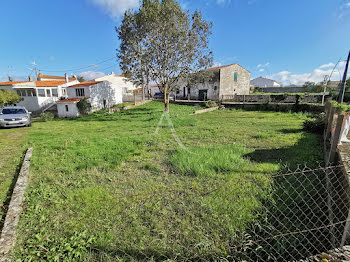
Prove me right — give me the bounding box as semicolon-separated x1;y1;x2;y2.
83;164;350;261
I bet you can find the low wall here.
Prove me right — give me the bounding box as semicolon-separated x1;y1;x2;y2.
256;87;309;93
222;102;325;113
227;94;331;104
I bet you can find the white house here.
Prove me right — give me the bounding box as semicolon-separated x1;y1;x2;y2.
94;73;137;96
0;76;79;112
250;77;282;88
57;81;123;118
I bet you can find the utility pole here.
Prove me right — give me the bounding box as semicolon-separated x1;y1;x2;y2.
339;51;350;104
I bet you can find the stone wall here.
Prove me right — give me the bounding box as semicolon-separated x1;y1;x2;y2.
256;86;309;93
230;94;331;104
219;64;250;98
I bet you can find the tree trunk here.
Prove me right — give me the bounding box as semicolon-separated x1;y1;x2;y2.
164;92;170;112
164;84;170;112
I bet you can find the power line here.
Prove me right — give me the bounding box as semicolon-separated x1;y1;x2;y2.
39;57;116;73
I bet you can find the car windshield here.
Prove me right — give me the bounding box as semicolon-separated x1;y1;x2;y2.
1;108;26;114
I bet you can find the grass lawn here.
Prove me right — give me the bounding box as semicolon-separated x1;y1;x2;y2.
0;127;28;225
6;102;322;261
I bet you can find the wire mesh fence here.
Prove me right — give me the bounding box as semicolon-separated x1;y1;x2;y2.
83;164;350;261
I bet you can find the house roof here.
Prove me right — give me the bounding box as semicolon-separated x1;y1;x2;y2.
38;74;76;81
206;63;238;71
57;98;83;103
0;81;29;86
69;81;103;87
206;63;250;73
35;81;68;87
0;80;76;87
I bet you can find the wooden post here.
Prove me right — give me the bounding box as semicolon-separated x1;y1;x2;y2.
134;91;136;106
326;106;336;142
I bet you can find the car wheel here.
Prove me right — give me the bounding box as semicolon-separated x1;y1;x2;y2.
27;123;32;127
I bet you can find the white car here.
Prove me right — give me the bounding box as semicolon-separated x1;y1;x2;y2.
0;106;31;128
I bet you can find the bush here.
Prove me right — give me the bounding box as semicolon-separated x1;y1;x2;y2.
204;100;217;108
39;112;54;122
77;99;91;115
302;113;325;134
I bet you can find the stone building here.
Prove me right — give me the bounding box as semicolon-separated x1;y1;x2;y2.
176;63;250;101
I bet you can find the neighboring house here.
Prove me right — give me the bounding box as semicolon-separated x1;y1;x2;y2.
327;81;341;89
94;73;137;96
176;63;250;101
57;81;123;118
0;76;79;112
250;77;282;88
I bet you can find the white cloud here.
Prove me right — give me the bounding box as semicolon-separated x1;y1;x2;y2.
257;64;262;68
89;0;139;19
270;62;346;86
212;62;222;67
78;71;105;81
319;63;335;69
259;68;265;72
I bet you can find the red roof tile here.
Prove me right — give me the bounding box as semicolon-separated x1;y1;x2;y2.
57;98;83;103
0;81;30;86
35;81;68;87
69;81;103;87
39;74;76;81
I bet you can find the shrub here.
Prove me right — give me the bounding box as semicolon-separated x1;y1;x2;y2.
302;113;325;134
39;112;54;122
77;99;91;115
204;100;217;108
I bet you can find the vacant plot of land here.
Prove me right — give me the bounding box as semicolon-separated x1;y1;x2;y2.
10;102;322;261
0;127;28;225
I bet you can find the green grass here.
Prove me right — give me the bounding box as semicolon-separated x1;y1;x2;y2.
3;101;323;261
0;127;28;225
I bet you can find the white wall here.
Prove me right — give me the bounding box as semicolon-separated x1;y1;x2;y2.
95;74;137;95
57;102;79;118
65;81;123;114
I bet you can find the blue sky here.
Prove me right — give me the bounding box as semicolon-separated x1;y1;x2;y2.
0;0;349;85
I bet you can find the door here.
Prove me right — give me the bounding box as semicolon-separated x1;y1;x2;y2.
198;90;208;101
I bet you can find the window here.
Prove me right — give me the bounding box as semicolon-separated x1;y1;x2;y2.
31;89;37;96
52;89;58;97
37;89;45;97
234;72;238;82
16;90;21;96
46;89;51;97
65;105;69;112
76;88;85;97
62;88;67;96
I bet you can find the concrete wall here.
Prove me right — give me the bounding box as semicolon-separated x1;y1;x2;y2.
89;81;123;110
57;102;79;118
95;74;137;95
219;64;250;99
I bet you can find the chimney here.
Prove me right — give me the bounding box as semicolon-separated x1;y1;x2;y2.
8;76;13;82
65;73;69;83
28;76;34;81
37;71;43;81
